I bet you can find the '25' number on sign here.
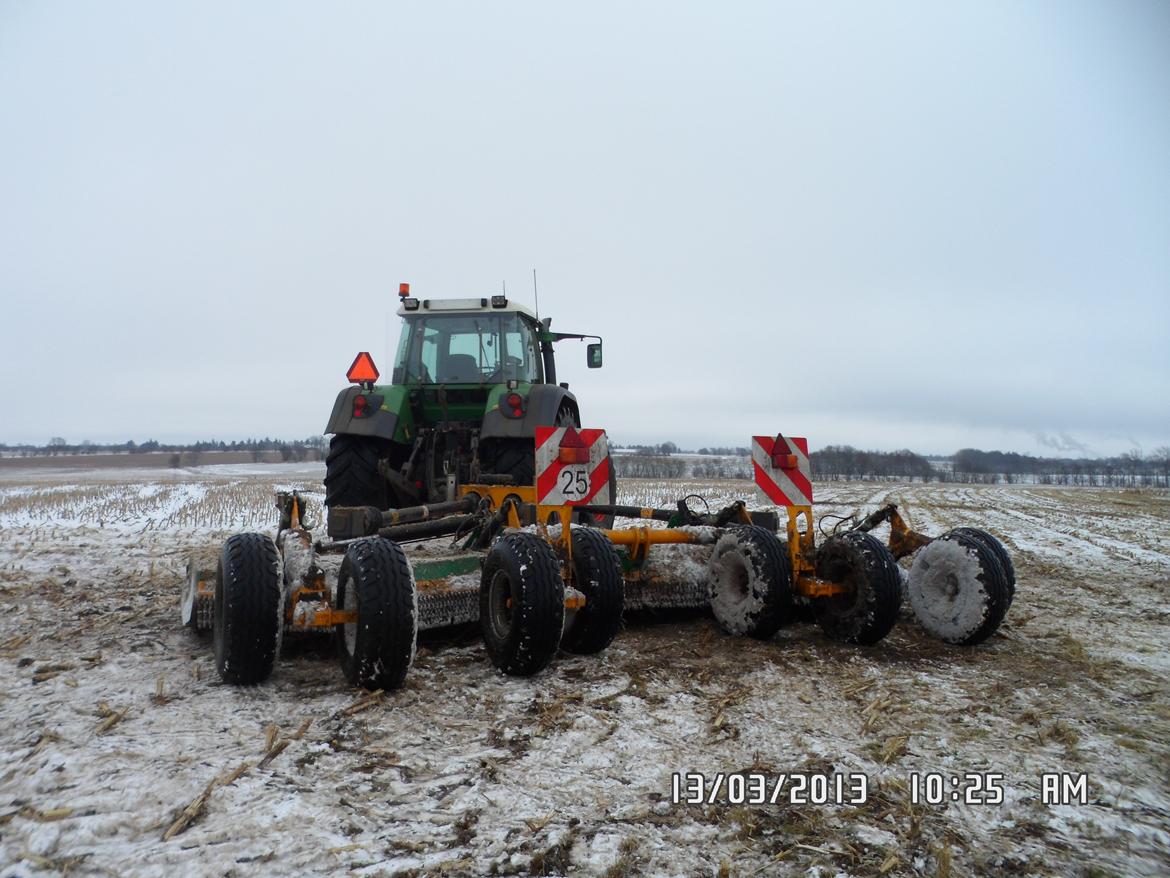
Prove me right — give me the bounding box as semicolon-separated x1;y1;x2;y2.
560;466;589;498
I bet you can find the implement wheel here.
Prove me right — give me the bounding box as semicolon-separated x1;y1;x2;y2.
951;527;1016;609
907;529;1010;645
214;533;282;684
708;525;794;639
562;527;624;654
480;532;564;675
813;531;902;645
335;537;417;690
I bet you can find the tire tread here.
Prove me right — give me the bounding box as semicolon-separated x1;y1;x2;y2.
215;533;281;684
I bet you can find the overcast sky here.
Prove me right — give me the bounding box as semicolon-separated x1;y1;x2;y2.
1;1;1167;456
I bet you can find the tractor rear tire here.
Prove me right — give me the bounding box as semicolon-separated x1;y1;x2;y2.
214;533;282;684
907;529;1010;645
480;532;565;675
562;527;624;654
708;525;794;639
951;527;1016;608
485;439;535;487
813;531;902;645
335;537;417;690
325;435;392;510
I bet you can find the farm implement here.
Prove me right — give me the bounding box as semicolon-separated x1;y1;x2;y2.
182;429;1016;691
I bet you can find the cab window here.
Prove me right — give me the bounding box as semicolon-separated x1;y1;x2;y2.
393;313;541;384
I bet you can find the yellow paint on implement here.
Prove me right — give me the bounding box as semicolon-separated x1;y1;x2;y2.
285;583;358;630
455;482;851;598
785;505;849;597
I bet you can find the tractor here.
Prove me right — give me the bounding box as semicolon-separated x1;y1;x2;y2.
322;284;615;522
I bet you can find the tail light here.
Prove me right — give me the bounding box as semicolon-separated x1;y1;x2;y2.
558;427;590;464
502;392;526;418
770;432;798;469
352;395;369;418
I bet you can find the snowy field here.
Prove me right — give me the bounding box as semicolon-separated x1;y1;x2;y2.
1;464;1168;877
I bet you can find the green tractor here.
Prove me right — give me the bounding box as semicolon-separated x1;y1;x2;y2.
323;285;614;518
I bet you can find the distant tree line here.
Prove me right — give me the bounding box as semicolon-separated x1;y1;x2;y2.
1;436;329;464
610;442;1170;487
613;455;688;479
611;441;682;456
811;445;936;482
951;447;1170;487
612;453;753;480
11;435;1169;486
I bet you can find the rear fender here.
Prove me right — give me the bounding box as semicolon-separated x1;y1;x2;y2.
480;385;579;439
324;385;412;440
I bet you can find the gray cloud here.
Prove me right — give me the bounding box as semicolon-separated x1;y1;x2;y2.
0;2;1168;457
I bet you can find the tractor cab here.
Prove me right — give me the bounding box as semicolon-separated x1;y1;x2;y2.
391;301;544;387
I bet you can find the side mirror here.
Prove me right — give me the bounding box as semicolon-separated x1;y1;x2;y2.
586;342;603;369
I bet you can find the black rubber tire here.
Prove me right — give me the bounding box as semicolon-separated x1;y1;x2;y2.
485;438;535;487
479;406;577;489
907;529;1010;645
480;532;565;675
335;537;417;690
952;526;1016;608
325;434;392;510
707;525;794;639
214;533;282;684
813;531;903;645
562;527;624;654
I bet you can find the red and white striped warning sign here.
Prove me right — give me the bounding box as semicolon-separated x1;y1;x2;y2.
752;434;813;507
535;427;612;506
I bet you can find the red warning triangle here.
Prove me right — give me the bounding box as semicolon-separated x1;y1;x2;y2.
346;352;380;384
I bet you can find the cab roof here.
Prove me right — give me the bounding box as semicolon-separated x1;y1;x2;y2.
396;297;539;321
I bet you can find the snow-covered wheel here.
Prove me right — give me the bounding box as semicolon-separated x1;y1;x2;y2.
562;527;624;655
907;529;1010;645
707;525;793;639
480;532;564;675
951;526;1016;609
335;537;418;690
812;531;902;645
214;533;282;684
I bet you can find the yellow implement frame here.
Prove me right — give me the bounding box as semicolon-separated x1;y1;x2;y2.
456;484;849;598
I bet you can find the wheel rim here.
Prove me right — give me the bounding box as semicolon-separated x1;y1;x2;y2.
910;540;988;636
487;569;514;641
714;548;751;604
341;576;358;655
816;542;864;616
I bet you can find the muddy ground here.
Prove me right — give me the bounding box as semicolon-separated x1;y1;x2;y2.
0;466;1167;877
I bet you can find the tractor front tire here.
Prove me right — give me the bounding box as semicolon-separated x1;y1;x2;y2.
335;538;418;690
708;525;794;639
214;533;282;684
813;531;902;645
325;435;392;510
480;532;564;675
907;529;1010;645
562;527;624;654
